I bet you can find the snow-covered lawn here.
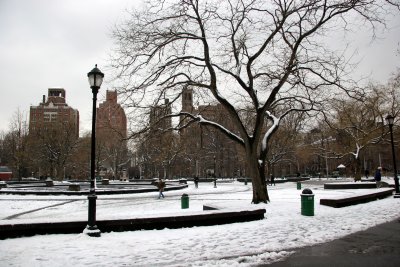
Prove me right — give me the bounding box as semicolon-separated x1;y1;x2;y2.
0;178;399;266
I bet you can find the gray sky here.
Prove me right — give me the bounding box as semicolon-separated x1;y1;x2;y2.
0;0;139;135
0;0;399;135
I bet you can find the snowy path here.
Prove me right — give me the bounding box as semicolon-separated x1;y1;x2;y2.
3;200;79;220
0;179;399;266
0;181;250;222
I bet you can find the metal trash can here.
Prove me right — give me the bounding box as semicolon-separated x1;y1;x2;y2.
45;177;54;187
301;188;314;216
297;181;301;190
181;193;189;209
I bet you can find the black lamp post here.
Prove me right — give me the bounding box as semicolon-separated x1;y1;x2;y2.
213;155;216;178
385;114;399;195
213;155;217;188
85;64;104;237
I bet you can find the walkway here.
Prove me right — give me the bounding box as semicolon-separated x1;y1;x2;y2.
264;218;400;267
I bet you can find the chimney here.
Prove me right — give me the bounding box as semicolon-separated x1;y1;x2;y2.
42;95;46;104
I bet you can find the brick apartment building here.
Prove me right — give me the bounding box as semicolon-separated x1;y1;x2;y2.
29;88;79;138
96;90;128;178
96;90;127;139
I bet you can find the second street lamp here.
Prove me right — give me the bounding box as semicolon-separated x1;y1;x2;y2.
84;64;104;237
385;114;399;196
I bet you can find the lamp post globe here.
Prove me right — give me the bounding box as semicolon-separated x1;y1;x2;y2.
84;64;104;237
88;64;104;89
385;114;394;126
385;114;399;195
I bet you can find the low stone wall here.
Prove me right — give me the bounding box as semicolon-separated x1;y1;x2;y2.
324;182;384;190
320;188;394;208
0;183;188;196
0;209;266;239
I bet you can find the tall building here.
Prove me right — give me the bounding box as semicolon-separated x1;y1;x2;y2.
29;88;79;138
96;90;127;139
150;98;172;131
182;87;194;112
96;90;128;178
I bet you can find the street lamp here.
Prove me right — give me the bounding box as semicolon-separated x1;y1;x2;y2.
84;64;104;237
213;155;216;178
385;114;399;196
213;155;217;188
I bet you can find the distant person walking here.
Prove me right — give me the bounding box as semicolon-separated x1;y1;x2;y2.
374;167;382;188
194;176;199;188
157;178;165;199
270;174;275;186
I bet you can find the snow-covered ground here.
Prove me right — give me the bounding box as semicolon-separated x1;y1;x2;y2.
0;177;399;266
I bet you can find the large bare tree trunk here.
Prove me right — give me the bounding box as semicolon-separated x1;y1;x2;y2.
354;156;362;182
246;147;269;203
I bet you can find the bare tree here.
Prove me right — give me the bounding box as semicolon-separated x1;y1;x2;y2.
266;111;306;177
96;130;128;179
28;120;80;180
4;109;30;179
386;70;400;120
323;82;398;180
0;131;7;165
137;130;179;178
112;0;399;203
70;133;91;180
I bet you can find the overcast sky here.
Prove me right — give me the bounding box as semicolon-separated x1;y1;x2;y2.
0;0;399;135
0;0;140;135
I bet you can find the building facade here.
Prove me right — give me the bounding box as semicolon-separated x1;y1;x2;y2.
96;90;128;178
28;88;80;179
96;90;127;139
29;88;79;138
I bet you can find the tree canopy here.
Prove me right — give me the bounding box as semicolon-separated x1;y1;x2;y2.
111;0;399;203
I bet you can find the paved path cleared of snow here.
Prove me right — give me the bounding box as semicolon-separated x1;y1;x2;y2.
0;178;399;266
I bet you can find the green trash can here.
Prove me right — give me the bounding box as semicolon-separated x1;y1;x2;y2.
301;188;314;216
181;194;189;209
297;181;301;190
